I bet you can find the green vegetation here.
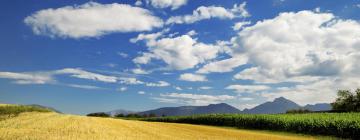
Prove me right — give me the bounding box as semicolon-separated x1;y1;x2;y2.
114;113;157;118
286;109;312;114
142;113;360;138
86;112;110;117
331;89;360;112
0;104;53;116
142;89;360;138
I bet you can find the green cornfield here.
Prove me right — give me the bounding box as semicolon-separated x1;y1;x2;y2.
142;113;360;138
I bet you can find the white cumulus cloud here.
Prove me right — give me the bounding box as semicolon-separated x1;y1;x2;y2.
146;0;188;10
133;35;220;70
24;2;163;39
179;73;207;82
228;10;360;104
166;2;249;24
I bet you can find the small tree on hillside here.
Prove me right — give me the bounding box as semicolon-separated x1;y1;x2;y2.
331;89;360;112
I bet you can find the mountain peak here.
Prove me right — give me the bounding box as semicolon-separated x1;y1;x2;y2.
139;103;240;116
273;97;289;102
242;97;300;114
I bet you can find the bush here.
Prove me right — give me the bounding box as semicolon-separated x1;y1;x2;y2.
86;112;110;117
115;113;124;117
126;113;141;118
286;109;311;114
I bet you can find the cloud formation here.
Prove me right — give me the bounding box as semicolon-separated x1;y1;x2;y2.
226;85;270;93
197;55;248;74
146;0;188;10
145;81;170;87
0;72;54;84
233;11;360;83
67;84;103;90
233;21;251;30
166;2;249;24
25;2;163;38
133;34;220;70
131;68;150;74
56;68;117;83
179;73;207;82
227;10;360;103
154;93;234;105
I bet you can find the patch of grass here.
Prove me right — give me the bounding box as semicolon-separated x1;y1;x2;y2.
0;104;53;117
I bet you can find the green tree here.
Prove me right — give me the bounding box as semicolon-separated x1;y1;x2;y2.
86;112;110;117
149;113;156;117
331;89;360;112
115;113;124;117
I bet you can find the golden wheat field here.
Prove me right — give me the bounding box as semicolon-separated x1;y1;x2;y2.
0;112;328;140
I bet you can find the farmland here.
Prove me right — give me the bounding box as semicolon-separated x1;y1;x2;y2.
0;104;329;140
142;113;360;138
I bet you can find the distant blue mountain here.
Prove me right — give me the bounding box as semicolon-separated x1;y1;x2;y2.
103;97;332;116
106;109;136;116
304;103;332;111
241;97;331;114
138;103;241;116
241;97;301;114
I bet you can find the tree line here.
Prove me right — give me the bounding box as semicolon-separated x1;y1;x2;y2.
87;112;164;118
287;88;360;113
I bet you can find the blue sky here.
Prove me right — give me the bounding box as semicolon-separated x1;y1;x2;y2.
1;0;360;115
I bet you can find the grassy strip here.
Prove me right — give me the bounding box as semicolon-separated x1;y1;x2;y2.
141;113;360;138
0;104;53;117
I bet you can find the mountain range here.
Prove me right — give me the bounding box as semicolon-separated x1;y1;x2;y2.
106;97;332;116
107;109;135;116
138;103;240;116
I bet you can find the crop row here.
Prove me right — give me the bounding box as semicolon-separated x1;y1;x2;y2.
142;113;360;138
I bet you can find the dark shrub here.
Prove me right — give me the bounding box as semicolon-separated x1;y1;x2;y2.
86;112;110;117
